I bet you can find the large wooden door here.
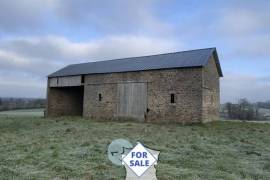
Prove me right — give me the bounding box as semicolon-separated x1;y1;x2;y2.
116;82;147;120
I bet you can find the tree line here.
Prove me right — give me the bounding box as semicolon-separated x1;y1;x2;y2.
0;97;45;111
221;98;270;121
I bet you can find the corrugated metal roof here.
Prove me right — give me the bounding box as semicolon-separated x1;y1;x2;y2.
48;47;223;77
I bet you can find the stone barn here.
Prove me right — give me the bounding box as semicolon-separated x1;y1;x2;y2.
46;48;223;123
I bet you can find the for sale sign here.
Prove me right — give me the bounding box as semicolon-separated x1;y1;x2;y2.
122;142;157;177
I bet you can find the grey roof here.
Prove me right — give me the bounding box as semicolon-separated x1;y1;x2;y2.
48;47;223;77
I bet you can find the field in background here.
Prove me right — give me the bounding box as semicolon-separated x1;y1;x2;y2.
0;108;44;117
0;116;269;179
260;108;270;118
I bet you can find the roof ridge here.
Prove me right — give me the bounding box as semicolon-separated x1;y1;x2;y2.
69;47;216;66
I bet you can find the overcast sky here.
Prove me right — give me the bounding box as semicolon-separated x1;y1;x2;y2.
0;0;269;103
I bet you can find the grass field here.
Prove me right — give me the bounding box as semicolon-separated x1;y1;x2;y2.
0;108;44;117
259;108;270;119
0;116;270;180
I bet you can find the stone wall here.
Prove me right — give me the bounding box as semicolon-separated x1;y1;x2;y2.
202;55;220;122
83;83;117;119
83;68;203;123
46;60;221;123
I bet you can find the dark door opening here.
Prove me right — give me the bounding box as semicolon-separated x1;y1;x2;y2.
48;86;84;116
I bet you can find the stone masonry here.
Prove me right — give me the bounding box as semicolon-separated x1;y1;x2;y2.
46;51;221;123
83;67;207;123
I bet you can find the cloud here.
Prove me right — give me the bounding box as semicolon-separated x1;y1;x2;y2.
221;74;270;103
0;70;45;98
169;1;270;61
224;35;270;60
218;8;270;36
215;5;270;60
0;0;54;32
0;0;172;35
53;0;172;35
0;78;45;98
0;35;180;64
0;50;30;67
0;35;181;97
0;0;269;102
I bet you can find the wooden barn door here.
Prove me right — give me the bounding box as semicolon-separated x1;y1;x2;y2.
117;82;147;121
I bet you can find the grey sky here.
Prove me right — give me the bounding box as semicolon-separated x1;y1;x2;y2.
0;0;269;103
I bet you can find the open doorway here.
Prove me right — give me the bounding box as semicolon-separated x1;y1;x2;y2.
47;86;84;116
